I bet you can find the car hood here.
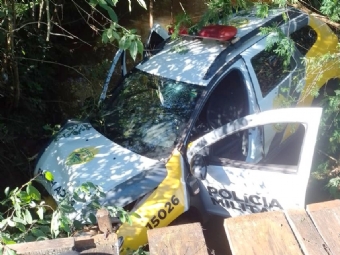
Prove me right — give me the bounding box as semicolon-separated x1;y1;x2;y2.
35;121;167;209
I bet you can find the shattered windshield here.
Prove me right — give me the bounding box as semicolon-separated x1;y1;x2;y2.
95;69;204;160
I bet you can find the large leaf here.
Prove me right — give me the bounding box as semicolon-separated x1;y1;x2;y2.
51;211;60;237
19;191;31;204
98;0;118;22
4;187;10;197
137;40;144;55
137;0;147;9
59;204;76;214
4;248;16;255
102;30;109;43
7;220;15;227
119;36;131;50
26;184;41;201
15;222;25;232
12;216;26;225
44;171;54;182
129;41;138;61
0;219;7;229
24;209;32;225
31;228;45;238
37;207;44;220
0;234;16;245
72;192;86;203
73;220;83;230
89;213;97;224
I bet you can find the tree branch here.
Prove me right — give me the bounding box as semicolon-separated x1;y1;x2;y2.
16;56;92;84
45;0;51;41
292;3;340;29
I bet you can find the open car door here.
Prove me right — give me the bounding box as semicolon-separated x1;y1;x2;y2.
187;108;322;218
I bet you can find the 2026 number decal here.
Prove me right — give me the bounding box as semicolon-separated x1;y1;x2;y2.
145;195;180;230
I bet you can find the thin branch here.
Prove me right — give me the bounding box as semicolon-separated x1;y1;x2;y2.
291;3;340;28
16;56;92;84
45;0;51;41
318;149;339;164
12;21;91;46
38;0;44;29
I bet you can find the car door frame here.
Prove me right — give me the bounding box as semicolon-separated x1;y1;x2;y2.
186;107;322;218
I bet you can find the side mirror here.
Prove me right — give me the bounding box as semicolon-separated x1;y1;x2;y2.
190;154;207;180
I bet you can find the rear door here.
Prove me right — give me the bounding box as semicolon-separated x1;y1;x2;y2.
242;38;305;155
187;108;321;218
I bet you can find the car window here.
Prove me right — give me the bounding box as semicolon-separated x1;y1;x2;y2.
189;69;249;141
251;48;296;98
290;25;317;56
209;122;305;170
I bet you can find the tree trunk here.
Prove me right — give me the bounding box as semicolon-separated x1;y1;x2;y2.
5;0;20;108
149;0;153;28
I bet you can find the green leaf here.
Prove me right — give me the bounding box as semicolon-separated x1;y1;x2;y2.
38;225;50;234
137;0;147;9
112;31;120;40
24;209;33;224
98;1;118;22
0;234;16;245
118;212;126;223
130;212;141;218
24;234;36;242
89;0;97;7
0;247;3;255
59;204;75;214
72;192;86;203
44;171;54;182
137;40;144;54
60;216;71;233
107;28;113;40
102;30;109;44
31;228;45;238
37;207;44;220
89;213;97;224
19;191;31;203
4;247;16;255
51;211;60;238
15;222;25;232
4;187;10;197
12;216;26;225
119;36;131;50
89;0;98;8
26;184;41;200
73;220;83;230
7;219;15;227
129;41;138;61
0;219;7;229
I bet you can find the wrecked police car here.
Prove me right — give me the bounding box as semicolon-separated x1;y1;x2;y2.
35;7;339;253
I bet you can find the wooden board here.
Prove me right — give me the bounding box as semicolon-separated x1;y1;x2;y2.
75;233;119;254
285;209;330;255
8;237;74;255
147;222;208;255
224;211;303;255
307;199;340;254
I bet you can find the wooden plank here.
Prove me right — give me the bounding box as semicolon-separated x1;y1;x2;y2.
96;208;113;234
307;199;340;255
7;237;74;255
224;211;303;255
147;222;209;255
75;233;119;254
285;209;330;255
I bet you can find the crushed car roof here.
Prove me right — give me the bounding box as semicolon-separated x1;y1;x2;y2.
137;8;299;86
